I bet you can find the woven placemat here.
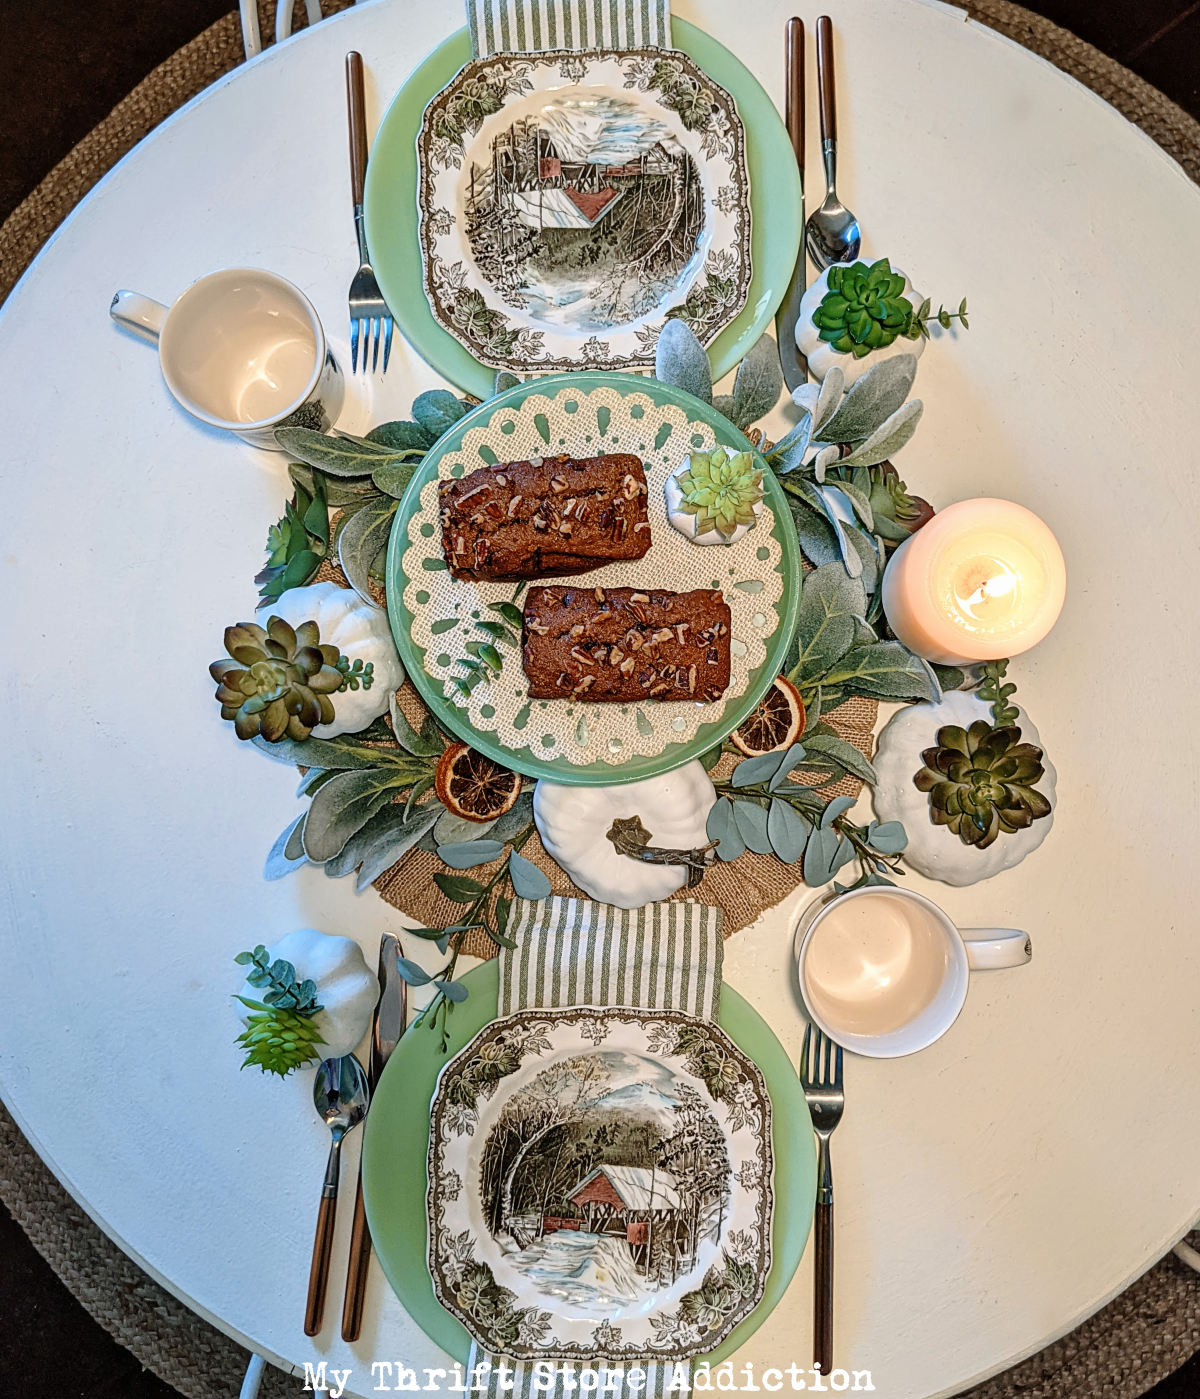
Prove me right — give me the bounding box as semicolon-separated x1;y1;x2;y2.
3;2;1200;1397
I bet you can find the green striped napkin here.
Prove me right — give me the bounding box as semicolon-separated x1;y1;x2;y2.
465;895;721;1392
467;0;671;59
501;895;722;1021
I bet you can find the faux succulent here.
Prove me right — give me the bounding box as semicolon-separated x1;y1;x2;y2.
674;447;764;538
256;476;329;606
810;258;968;358
913;720;1051;849
210;616;374;743
812;259;916;357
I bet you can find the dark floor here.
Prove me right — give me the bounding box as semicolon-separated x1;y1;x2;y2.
2;1;1200;1396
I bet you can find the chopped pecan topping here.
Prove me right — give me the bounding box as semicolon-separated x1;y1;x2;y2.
619;657;636;675
568;623;585;639
507;495;522;517
630;593;650;604
532;515;548;531
550;475;568;493
570;647;595;666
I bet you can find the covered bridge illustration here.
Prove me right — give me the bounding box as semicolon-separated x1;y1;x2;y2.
552;1164;681;1258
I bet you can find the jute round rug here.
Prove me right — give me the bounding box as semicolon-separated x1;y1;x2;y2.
2;2;1199;1396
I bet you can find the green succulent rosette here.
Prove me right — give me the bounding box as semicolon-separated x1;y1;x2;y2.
810;257;916;358
210;616;374;744
913;720;1052;849
674;446;764;539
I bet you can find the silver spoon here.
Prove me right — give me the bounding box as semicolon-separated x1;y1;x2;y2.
805;16;861;271
304;1055;369;1336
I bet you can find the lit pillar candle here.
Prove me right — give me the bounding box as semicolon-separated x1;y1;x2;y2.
881;498;1066;665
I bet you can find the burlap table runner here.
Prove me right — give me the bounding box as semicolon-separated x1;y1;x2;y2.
3;2;1200;1397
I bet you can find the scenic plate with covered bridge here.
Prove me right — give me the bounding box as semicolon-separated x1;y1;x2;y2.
426;1005;773;1360
416;49;752;372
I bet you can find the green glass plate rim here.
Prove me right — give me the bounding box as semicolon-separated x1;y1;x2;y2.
362;959;816;1367
384;371;803;786
362;20;802;399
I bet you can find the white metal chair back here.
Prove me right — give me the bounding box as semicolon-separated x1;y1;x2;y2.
240;0;330;60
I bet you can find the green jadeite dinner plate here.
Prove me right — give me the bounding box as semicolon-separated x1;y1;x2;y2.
363;21;802;398
362;960;815;1366
384;372;802;786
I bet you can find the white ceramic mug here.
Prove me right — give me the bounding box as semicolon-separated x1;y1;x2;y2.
109;268;343;449
792;885;1032;1058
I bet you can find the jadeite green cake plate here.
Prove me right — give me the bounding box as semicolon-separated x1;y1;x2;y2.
362;960;816;1365
384;372;802;786
362;20;802;398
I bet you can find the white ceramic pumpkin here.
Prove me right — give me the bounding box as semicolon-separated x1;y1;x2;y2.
871;690;1057;887
268;581;404;737
238;928;379;1059
534;762;718;908
796;263;926;389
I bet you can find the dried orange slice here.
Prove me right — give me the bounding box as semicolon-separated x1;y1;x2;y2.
731;675;806;756
434;742;522;822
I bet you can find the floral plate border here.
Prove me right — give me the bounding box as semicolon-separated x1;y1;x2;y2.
426;1006;774;1361
416;49;752;372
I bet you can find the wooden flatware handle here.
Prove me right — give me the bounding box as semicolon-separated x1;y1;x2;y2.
346;50;368;206
341;1166;372;1341
813;1198;834;1374
305;1191;339;1336
785;17;805;174
816;16;836;144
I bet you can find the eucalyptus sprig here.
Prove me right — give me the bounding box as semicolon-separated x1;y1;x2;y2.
235;944;323;1014
400;821;551;1053
909;297;970;339
707;744;908;887
454;599;524;698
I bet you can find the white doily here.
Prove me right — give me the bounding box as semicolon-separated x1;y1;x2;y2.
401;386;784;767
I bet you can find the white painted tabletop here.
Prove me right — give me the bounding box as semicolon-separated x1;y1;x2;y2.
3;1;1200;1395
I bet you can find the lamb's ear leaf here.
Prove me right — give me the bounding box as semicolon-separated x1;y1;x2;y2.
728;334;784;428
819;355;918;444
302;768;401;863
365;420;433;450
338;494;397;603
274;427;408;476
412;389;469;440
838;400;924;468
654;319;713;404
810;366;845;435
264;814;308;880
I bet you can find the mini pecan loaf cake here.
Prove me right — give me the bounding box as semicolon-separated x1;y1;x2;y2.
522;585;732;703
439;453;651;581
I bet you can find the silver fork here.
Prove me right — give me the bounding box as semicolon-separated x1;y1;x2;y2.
800;1022;844;1379
345;51;393;375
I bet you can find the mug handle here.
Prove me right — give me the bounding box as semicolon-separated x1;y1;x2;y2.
962;928;1032;971
110;290;168;344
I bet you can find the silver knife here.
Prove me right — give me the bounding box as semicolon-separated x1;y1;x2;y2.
775;17;809;394
341;933;407;1340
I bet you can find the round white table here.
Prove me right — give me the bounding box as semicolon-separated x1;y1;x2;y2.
3;1;1200;1395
